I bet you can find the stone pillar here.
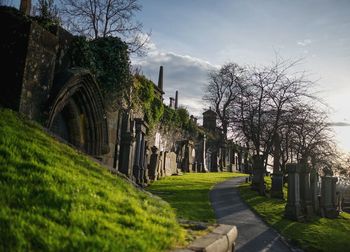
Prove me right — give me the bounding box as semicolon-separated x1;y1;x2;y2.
300;163;313;218
133;119;148;185
211;149;219;172
271;133;283;199
143;144;150;185
181;140;194;172
320;176;339;218
118;112;135;178
197;135;207;172
148;146;159;181
158;151;165;179
251;155;265;195
285;163;303;221
310;168;320;214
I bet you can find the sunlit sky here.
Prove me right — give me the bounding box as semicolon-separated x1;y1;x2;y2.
11;0;350;152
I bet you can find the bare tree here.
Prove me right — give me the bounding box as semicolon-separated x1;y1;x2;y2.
204;63;245;139
33;0;60;24
59;0;149;55
227;59;319;194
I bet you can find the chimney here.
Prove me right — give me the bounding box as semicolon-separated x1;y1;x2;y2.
175;90;178;109
158;66;163;91
20;0;32;15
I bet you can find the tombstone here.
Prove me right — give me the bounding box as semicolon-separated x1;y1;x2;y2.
271;133;284;199
148;146;159;181
133;119;148;185
206;149;212;172
320;176;339;218
181;140;195;172
299;162;313;218
196;135;207;172
285;163;303;221
118;112;135;178
251;155;265;195
157;151;165;179
164;152;172;176
143;143;150;185
211;150;219;172
169;152;178;175
271;173;284;199
310;167;320;214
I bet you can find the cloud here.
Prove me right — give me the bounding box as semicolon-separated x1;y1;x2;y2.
132;42;218;118
297;39;312;46
328;122;350;127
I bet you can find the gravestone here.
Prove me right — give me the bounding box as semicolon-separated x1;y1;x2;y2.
299;163;313;218
271;173;284;199
285;163;303;221
157;151;165;179
320;176;339;218
148;146;159;181
133;119;148;185
164;152;177;176
310;168;320;214
251;155;265;195
118;112;135;178
143;144;150;185
271;133;284;199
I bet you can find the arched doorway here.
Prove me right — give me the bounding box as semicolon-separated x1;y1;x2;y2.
47;69;109;156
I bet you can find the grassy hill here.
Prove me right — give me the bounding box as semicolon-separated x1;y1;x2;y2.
0;108;184;251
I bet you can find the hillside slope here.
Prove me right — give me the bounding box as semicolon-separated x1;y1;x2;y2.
0;108;184;251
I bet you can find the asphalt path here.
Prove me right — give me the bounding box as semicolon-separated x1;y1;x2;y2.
210;177;297;252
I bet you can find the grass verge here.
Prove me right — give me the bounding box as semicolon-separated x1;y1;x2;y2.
147;172;246;222
239;177;350;252
0;108;185;252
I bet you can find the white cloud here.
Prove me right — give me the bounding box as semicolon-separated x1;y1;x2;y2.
297;39;312;46
131;40;218;118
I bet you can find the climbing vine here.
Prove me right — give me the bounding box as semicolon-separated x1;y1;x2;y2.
69;36;132;110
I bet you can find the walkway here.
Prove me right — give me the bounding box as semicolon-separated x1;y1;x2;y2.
210;177;295;252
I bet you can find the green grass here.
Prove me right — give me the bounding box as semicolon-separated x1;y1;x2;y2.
147;172;246;222
0;108;185;252
239;177;350;252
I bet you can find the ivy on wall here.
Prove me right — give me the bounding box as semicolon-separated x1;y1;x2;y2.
134;74;164;130
69;36;132;110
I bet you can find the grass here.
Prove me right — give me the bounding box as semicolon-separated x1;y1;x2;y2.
147;172;246;223
239;176;350;252
0;108;185;252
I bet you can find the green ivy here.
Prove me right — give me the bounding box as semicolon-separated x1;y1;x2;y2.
69;36;132;110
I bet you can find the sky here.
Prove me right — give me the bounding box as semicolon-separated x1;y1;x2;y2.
132;0;350;152
9;0;350;152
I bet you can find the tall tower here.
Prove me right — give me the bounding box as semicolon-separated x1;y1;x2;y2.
175;90;178;109
157;66;163;92
202;108;217;131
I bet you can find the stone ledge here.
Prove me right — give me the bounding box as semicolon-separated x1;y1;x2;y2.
174;224;238;252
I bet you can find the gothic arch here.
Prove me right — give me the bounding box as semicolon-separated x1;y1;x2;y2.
47;68;109;156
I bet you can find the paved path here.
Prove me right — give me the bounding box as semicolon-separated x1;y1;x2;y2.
210;177;294;252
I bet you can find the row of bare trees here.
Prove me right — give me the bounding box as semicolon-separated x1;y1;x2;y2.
204;59;337;174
